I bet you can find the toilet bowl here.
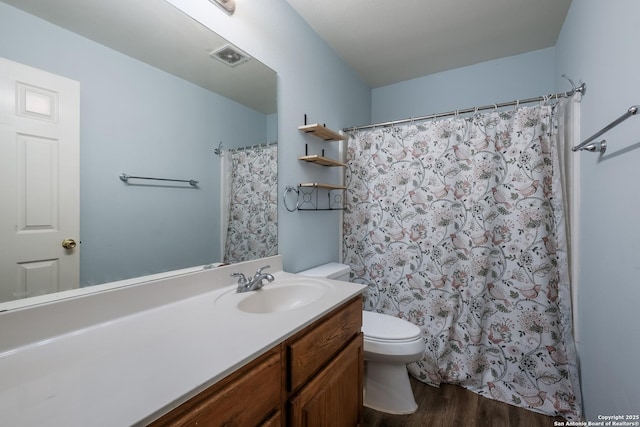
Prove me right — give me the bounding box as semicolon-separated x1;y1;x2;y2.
299;262;424;415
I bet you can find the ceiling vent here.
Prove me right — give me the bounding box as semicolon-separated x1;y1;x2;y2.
209;44;250;67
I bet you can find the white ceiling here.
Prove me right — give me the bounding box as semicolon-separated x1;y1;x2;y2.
4;0;572;103
286;0;572;88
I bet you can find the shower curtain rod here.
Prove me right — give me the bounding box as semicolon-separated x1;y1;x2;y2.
343;82;587;132
227;141;277;153
216;141;277;157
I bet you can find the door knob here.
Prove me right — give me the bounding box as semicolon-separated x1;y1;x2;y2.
62;238;77;249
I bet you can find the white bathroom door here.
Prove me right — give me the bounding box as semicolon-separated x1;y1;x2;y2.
0;57;80;302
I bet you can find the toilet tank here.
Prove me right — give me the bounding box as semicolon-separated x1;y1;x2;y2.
299;262;351;282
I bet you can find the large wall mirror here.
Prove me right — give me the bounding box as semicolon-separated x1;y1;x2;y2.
0;0;278;308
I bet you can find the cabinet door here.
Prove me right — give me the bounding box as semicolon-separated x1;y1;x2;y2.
149;348;281;427
289;334;363;427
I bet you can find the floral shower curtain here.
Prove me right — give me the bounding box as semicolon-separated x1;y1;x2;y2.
223;144;278;263
343;104;582;419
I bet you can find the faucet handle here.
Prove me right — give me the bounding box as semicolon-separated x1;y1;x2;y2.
255;265;271;276
231;272;247;285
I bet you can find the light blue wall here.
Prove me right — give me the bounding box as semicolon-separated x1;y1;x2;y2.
555;0;640;420
167;0;371;273
0;2;268;285
371;47;556;124
267;113;278;143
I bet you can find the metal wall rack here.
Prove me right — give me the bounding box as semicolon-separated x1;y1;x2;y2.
289;114;347;211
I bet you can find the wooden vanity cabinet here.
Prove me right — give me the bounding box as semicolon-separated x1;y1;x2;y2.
148;295;363;427
288;334;363;427
148;347;282;427
285;296;363;426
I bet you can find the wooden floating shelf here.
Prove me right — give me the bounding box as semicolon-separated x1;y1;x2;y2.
299;183;347;190
298;124;347;141
298;155;346;167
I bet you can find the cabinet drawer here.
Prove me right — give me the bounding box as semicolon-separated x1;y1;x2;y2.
149;347;281;427
287;296;362;393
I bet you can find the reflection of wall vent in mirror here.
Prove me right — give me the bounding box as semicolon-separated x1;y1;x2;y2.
209;44;251;67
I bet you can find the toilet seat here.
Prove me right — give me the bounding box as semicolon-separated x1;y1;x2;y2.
362;311;422;342
366;335;421;344
362;311;424;361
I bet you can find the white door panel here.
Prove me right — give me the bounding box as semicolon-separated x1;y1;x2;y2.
0;57;80;302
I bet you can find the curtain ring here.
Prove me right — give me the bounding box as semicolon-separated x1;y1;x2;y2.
283;185;299;212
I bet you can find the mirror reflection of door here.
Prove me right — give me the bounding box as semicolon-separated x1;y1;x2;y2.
0;57;80;302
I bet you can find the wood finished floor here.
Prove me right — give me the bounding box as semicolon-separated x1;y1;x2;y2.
362;378;565;427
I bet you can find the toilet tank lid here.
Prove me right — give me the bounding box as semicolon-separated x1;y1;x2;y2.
298;262;350;280
362;311;422;341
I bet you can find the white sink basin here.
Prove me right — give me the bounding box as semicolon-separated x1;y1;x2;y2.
215;278;333;314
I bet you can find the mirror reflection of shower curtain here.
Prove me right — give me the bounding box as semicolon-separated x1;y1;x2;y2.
222;144;278;263
220;150;232;258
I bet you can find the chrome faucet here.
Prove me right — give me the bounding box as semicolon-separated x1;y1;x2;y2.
232;265;275;293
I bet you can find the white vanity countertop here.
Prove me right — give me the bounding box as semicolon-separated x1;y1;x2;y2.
0;257;365;427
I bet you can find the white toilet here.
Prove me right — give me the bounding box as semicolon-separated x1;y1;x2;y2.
299;262;424;414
